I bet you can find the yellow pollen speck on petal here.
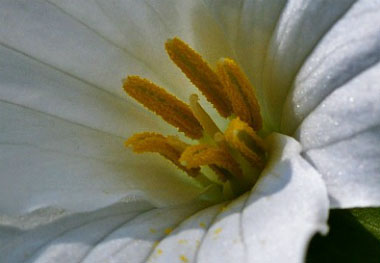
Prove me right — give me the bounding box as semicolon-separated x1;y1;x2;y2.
165;37;232;118
178;239;188;244
225;118;266;168
150;228;157;233
179;144;243;180
196;240;201;247
126;132;200;177
123;76;203;139
157;249;163;255
180;255;189;263
217;58;262;130
199;222;206;228
214;227;222;235
153;241;160;248
164;227;173;235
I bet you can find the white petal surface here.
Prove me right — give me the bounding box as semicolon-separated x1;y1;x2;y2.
0;202;153;263
261;0;356;129
240;134;329;263
0;44;169;138
147;204;223;263
197;193;249;263
282;0;380;134
0;101;203;215
0;0;161;98
304;127;380;208
80;204;201;263
0;203;201;263
0;0;232;102
0;0;233;141
203;0;287;106
295;52;380;209
1;134;329;263
297;62;380;150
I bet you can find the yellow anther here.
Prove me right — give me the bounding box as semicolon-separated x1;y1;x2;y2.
165;38;232;118
125;132;200;177
217;58;262;130
224;118;266;168
179;144;243;181
123;76;203;139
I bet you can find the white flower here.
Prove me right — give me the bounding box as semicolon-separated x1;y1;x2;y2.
0;0;379;262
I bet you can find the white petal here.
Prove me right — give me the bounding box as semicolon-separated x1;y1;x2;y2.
0;101;203;215
261;0;356;129
147;204;223;263
296;62;380;150
0;0;166;98
0;0;232;102
203;0;287;102
0;0;231;136
197;193;249;263
295;57;380;209
1;134;329;263
0;202;200;263
282;0;380;134
0;44;169;138
92;0;233;71
241;134;329;263
80;204;201;263
304;128;380;208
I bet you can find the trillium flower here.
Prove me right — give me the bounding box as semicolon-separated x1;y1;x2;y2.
1;0;379;262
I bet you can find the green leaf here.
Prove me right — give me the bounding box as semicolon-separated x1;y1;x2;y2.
306;210;380;263
350;207;380;241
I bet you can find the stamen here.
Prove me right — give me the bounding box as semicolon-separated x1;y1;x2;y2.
123;76;203;139
125;132;200;177
122;38;270;199
165;38;232;118
189;94;221;137
179;144;243;180
217;58;262;131
224;118;266;168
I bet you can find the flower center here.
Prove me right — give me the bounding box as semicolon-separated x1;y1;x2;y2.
123;37;267;202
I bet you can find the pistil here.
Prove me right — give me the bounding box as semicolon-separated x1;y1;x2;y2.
189;94;221;138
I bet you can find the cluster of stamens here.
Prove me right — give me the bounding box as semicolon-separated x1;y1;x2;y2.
124;37;266;200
